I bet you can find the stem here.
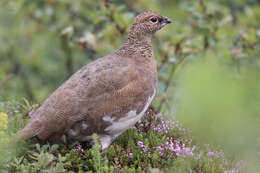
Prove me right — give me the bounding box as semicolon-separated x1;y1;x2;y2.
61;36;73;78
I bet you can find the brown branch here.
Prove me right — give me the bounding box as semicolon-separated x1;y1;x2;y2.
61;36;73;78
157;54;187;112
157;37;189;112
0;74;13;88
103;1;126;35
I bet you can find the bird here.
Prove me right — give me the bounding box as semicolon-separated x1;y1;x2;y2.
16;11;172;150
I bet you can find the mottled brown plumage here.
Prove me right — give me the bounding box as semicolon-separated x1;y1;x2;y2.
17;11;171;149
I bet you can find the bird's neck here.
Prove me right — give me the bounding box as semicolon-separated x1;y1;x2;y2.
116;32;153;60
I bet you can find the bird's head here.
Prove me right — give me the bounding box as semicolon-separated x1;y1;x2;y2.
129;11;172;39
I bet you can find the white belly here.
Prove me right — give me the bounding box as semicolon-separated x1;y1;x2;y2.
104;88;156;137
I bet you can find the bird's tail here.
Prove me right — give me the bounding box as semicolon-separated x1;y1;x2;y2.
13;121;41;143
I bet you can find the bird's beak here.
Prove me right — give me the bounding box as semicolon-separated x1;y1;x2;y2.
162;16;172;24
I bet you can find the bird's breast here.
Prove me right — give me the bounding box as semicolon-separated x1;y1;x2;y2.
65;88;156;142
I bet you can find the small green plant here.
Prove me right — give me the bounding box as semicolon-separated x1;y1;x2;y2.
11;144;66;173
0;112;10;167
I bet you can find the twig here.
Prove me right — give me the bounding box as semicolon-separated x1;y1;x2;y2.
157;38;189;111
103;1;126;35
61;36;73;78
0;74;13;88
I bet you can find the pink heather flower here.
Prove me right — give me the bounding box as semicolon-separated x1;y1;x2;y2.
156;145;164;156
137;141;149;153
176;144;195;157
152;118;187;134
28;110;34;118
173;142;195;157
75;144;84;154
153;119;171;134
224;170;239;173
156;137;195;157
207;149;224;158
207;151;215;157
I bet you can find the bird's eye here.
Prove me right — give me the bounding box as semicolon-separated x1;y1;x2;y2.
150;17;158;23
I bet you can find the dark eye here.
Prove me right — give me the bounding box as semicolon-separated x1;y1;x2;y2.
150;17;158;23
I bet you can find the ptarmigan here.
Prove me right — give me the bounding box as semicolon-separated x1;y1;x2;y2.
17;11;171;149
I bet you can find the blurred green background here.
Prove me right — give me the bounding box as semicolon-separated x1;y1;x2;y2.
0;0;259;171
